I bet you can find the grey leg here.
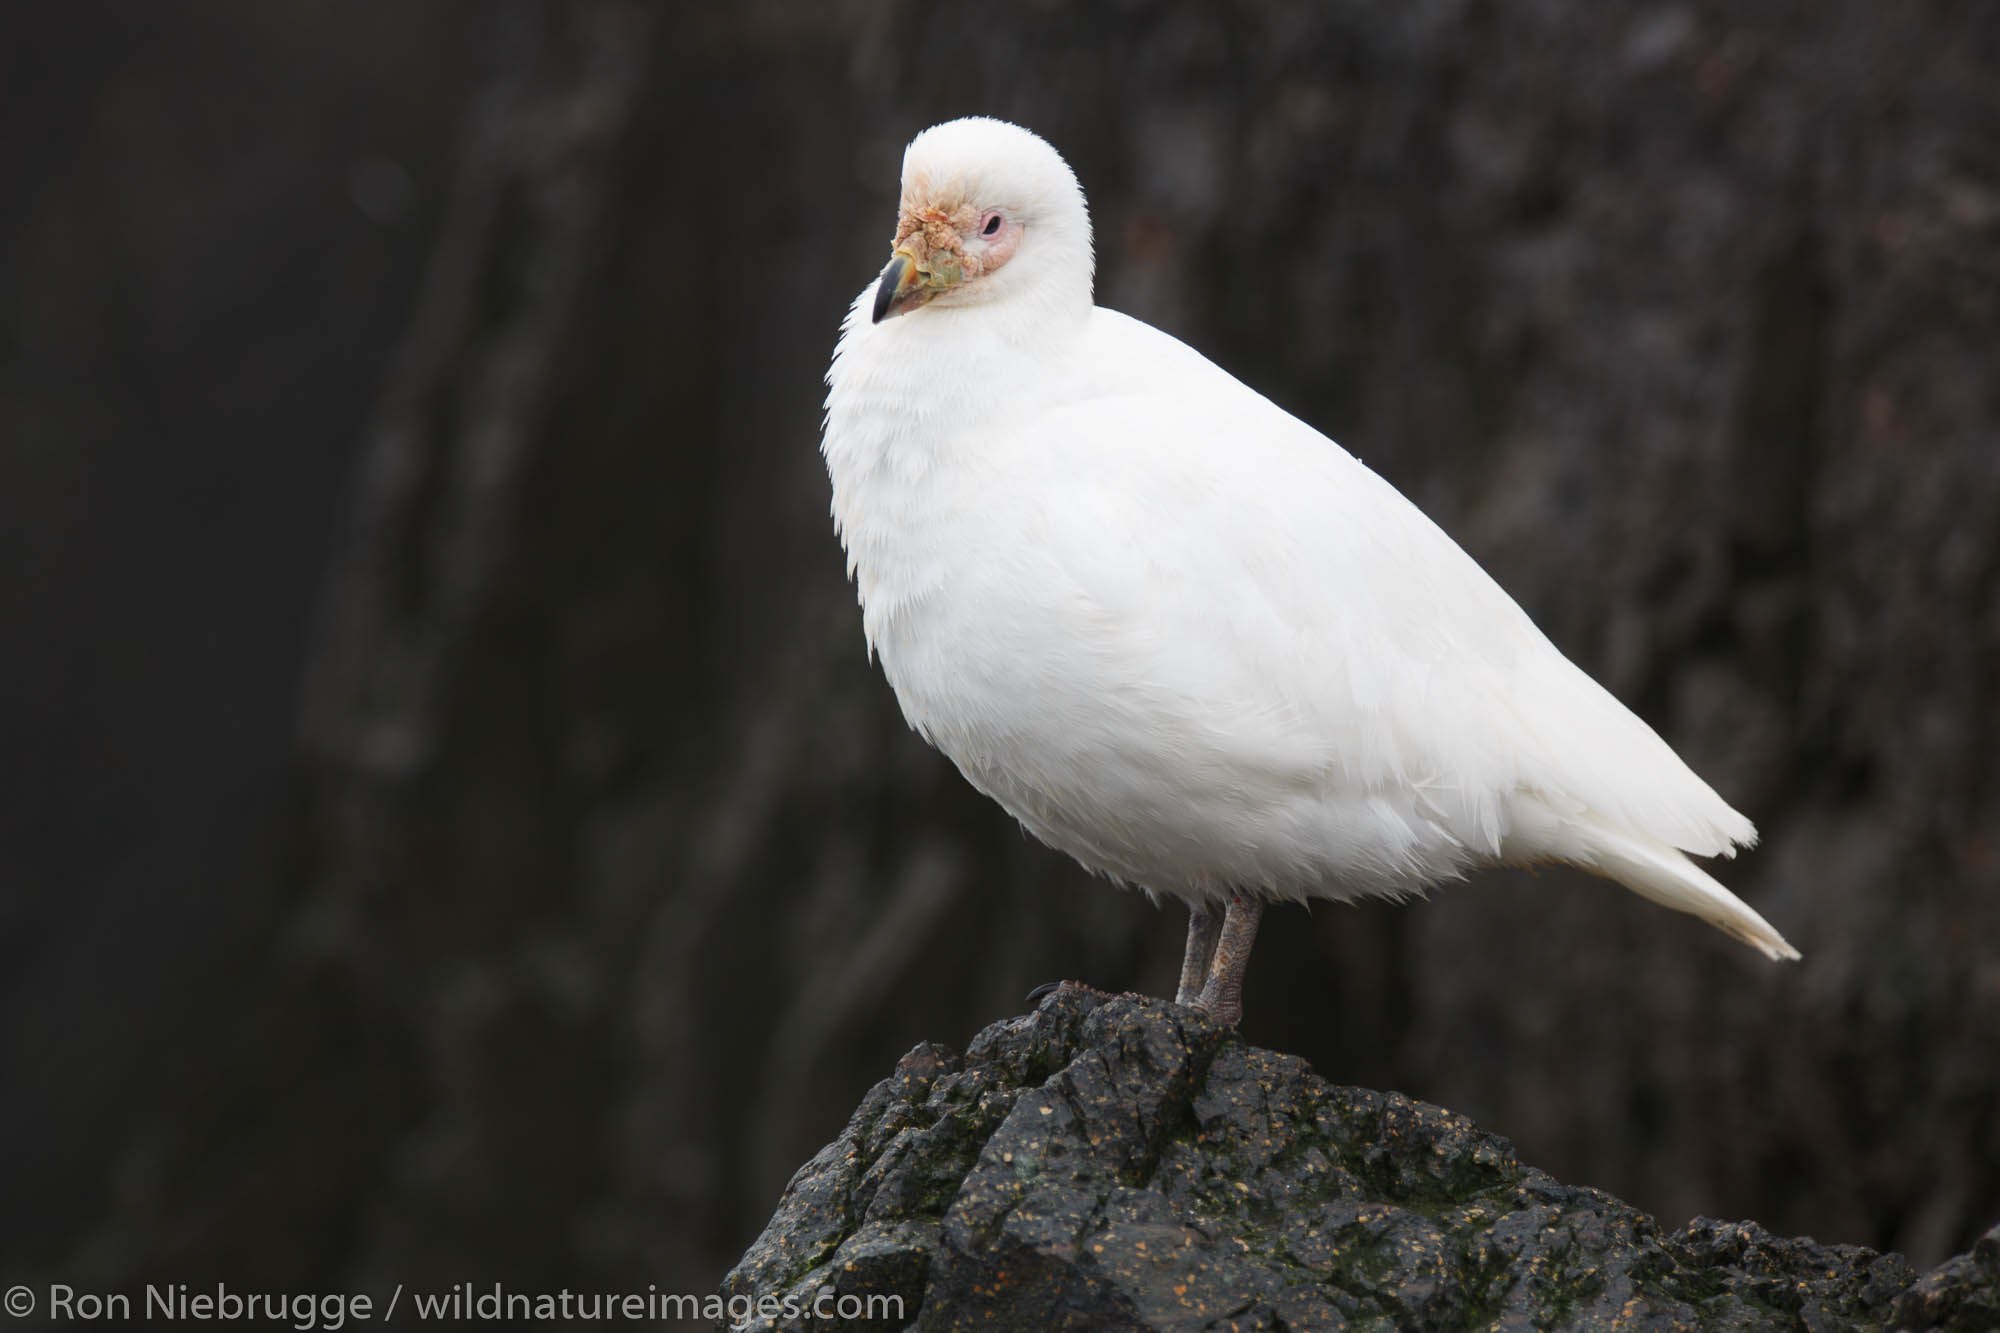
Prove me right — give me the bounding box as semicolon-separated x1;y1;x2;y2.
1175;904;1223;1005
1193;893;1265;1027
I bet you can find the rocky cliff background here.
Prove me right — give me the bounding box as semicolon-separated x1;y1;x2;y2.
3;0;1995;1315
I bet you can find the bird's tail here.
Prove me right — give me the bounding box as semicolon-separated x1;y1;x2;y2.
1573;816;1800;961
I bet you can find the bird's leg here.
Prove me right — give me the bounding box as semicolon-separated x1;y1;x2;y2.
1193;893;1265;1028
1175;904;1224;1005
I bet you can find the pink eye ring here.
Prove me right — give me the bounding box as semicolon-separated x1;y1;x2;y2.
980;211;1003;236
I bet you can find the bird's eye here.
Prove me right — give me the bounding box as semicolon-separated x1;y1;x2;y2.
981;212;1003;236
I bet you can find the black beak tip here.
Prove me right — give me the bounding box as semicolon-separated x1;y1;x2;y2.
871;254;911;324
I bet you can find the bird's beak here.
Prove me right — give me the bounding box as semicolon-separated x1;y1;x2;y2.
872;246;961;322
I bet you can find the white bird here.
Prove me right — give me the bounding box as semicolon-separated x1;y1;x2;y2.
823;116;1799;1027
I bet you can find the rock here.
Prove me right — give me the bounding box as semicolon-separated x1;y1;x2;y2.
1893;1224;2000;1333
723;987;1995;1331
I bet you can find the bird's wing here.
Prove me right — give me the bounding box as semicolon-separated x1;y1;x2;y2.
1008;310;1754;863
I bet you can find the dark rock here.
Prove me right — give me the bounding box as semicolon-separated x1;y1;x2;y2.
1892;1224;2000;1333
725;988;1994;1331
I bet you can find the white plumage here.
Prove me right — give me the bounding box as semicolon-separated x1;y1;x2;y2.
824;117;1798;1023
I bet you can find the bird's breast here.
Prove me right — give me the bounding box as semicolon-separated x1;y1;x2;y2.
829;439;1014;691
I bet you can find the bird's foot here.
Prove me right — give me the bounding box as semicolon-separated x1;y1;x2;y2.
1024;979;1118;1006
1189;977;1244;1028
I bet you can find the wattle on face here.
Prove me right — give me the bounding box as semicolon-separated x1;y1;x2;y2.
873;183;1024;320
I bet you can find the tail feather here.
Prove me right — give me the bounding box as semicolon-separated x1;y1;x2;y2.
1578;819;1800;961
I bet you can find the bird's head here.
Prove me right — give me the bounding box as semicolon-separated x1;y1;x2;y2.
870;117;1094;324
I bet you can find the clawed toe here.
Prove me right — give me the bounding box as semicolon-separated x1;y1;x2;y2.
1025;979;1118;1006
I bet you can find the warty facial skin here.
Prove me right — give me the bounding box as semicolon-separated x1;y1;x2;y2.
821;116;1799;1027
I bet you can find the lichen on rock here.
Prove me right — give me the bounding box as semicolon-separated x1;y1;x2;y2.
723;988;1995;1331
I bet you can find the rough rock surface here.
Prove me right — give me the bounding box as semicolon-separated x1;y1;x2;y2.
726;988;1996;1331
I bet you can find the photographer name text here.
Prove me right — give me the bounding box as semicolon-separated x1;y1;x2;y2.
5;1281;901;1329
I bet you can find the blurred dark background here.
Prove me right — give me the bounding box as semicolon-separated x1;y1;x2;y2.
3;0;1996;1316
